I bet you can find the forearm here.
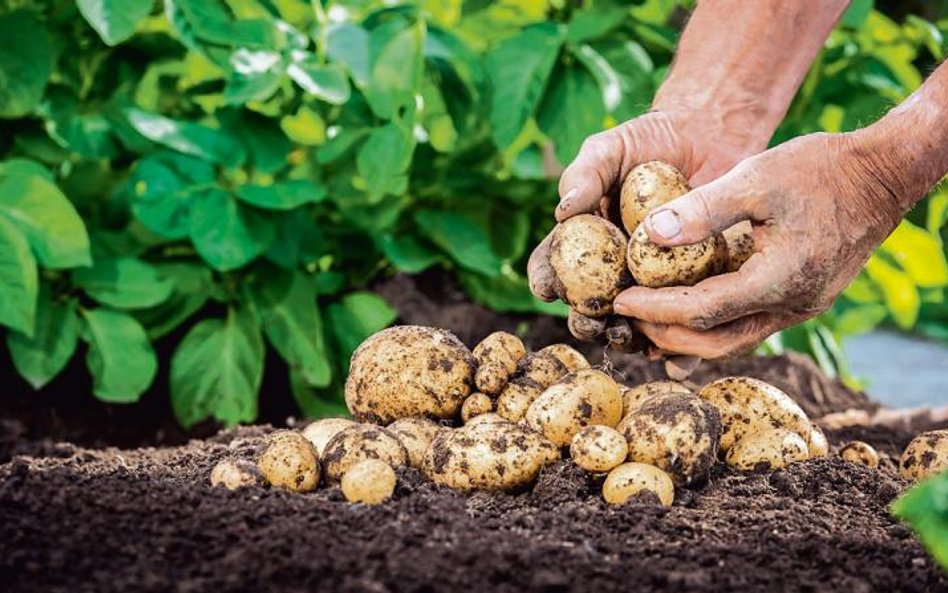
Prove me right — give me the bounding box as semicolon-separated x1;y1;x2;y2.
654;0;848;156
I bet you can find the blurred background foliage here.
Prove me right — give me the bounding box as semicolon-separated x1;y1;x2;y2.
0;0;946;426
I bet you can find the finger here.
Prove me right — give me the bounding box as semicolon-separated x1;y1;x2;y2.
555;131;623;221
633;314;782;360
527;232;559;302
567;310;607;342
664;355;702;381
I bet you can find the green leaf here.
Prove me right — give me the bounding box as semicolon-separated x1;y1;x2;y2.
189;188;274;271
326;291;397;366
356;121;415;198
327;23;370;88
566;5;628;45
125;107;246;167
459;269;569;316
170;305;264;428
865;255;920;329
414;209;502;276
224;49;283;104
841;0;873;28
0;158;52;181
377;233;441;273
7;287;79;389
167;0;278;50
73;257;174;309
289;370;349;418
537;61;605;165
880;221;948;288
835;303;888;336
0;215;38;335
133;261;212;339
77;0;154;46
0;173;91;269
0;11;52;118
81;308;157;403
366;19;426;119
487;23;563;148
892;470;948;571
235;180;327;210
288;59;351;105
129;152;215;240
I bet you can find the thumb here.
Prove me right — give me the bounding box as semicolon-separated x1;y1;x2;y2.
555;132;623;221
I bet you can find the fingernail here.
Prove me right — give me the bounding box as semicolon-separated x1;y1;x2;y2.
648;209;681;239
558;187;578;211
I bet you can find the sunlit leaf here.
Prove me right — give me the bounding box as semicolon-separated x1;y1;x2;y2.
81;308;157;403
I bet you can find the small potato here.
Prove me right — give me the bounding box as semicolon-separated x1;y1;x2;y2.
549;214;631;317
602;462;675;507
387;417;442;469
525;369;623;447
808;425;829;458
341;459;397;505
495;353;569;422
210;459;263;490
698;376;812;453
726;428;809;471
626;224;727;288
723;221;755;272
538;344;590;373
518;351;569;388
620;381;692;417
496;381;542;421
461;393;493;423
301;417;357;457
900;429;948;480
465;413;509;426
424;421;559;492
473;331;527;395
345;325;475;423
839;440;879;468
257;430;321;492
322;424;408;481
618;393;721;486
619;161;690;234
570;425;628;473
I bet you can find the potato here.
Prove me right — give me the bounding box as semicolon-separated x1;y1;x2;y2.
602;462;675;507
322;424;408;481
620;381;692;417
626;223;727;288
698;376;812;453
461;392;493;423
257;430;321;492
301;417;357;457
538;344;590;373
549;214;631;317
570;425;628;473
496;381;542;422
473;331;526;395
341;459;397;505
424;421;559;492
839;440;879;468
387;417;442;469
726;428;809;471
465;413;509;426
808;425;829;458
495;352;569;422
345;325;475;423
619;160;690;234
525;369;623;447
210;459;263;490
617;392;721;486
723;221;755;272
900;429;948;480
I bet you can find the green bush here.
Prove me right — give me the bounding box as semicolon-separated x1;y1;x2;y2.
0;0;945;425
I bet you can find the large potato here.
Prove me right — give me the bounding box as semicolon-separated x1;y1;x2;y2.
900;429;948;480
424;421;559;492
301;417;357;457
387;417;442;469
322;424;408;481
618;392;721;486
549;214;631;317
620;380;692;417
726;428;809;471
602;462;675;507
473;331;526;395
723;221;755;273
345;326;475;423
257;430;321;492
619;160;690;234
538;344;590;373
626;224;727;288
570;425;628;473
525;369;623;447
698;376;813;453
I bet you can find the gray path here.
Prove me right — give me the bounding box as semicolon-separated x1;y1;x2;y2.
844;330;948;408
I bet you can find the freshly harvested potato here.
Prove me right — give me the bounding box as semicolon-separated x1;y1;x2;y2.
341;459;397;505
465;413;509;426
570;425;628;473
257;430;321;492
496;381;542;422
322;424;408;481
618;392;721;486
808;425;829;458
602;462;675;507
839;440;879;468
495;352;569;421
210;459;263;490
619;160;690;234
387;417;442;469
525;369;623;447
626;223;727;288
698;376;812;453
538;344;590;373
620;381;692;417
424;421;559;492
726;428;809;471
549;214;631;317
473;331;527;395
461;392;493;423
301;417;357;457
900;429;948;480
345;325;475;423
723;221;755;272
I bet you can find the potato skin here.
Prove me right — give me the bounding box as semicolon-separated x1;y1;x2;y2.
210;459;263;490
723;221;755;273
301;417;357;457
424;422;559;492
808;425;829;458
465;413;509;426
496;381;542;422
387;417;442;469
257;430;321;492
626;224;727;288
570;425;628;473
602;462;675;507
839;440;879;468
322;424;408;481
345;326;475;423
495;352;569;422
473;331;527;395
899;429;948;480
619;161;690;234
461;393;493;423
550;215;631;317
525;369;623;447
726;428;809;471
538;344;590;373
341;459;397;505
620;381;692;418
618;393;721;487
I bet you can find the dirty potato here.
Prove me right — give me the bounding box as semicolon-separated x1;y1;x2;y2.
461;393;493;423
570;425;628;473
900;429;948;480
257;430;321;492
525;369;623;447
387;417;442;469
602;462;675;507
496;381;541;422
495;352;569;422
618;392;721;486
341;459;397;505
839;440;880;468
626;223;727;288
620;380;693;417
549;214;631;317
725;428;809;471
210;459;263;490
301;417;357;457
322;424;408;481
473;331;527;395
465;413;510;426
619;160;690;234
808;425;829;458
538;344;590;373
723;221;755;273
